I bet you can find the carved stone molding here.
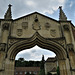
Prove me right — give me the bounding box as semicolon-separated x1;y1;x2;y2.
8;37;66;49
57;40;65;48
8;38;27;48
8;39;20;48
67;44;74;51
51;38;66;48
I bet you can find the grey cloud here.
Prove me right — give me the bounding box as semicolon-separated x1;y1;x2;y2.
16;47;56;61
31;49;36;53
16;52;31;60
0;0;66;19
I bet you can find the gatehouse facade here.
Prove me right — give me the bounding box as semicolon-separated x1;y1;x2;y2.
0;5;75;75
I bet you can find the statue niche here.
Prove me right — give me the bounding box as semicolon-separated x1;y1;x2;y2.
2;23;9;31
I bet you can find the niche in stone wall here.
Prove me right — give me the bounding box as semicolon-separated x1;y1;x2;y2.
63;24;72;43
2;23;9;30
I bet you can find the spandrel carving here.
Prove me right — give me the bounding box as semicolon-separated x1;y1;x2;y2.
8;39;20;48
67;44;74;51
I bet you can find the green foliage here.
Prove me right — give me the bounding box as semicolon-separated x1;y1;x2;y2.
31;74;35;75
39;69;45;75
15;57;45;75
39;55;45;75
18;58;24;62
15;58;41;67
47;72;52;75
25;72;35;75
26;72;30;75
57;66;60;75
40;55;45;69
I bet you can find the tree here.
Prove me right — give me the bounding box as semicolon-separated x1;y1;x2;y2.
47;72;52;75
26;72;30;75
57;66;60;75
18;58;24;62
26;72;35;75
39;55;45;75
40;55;45;69
15;58;25;67
15;58;41;67
39;69;45;75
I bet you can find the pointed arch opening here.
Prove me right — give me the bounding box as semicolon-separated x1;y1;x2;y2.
7;32;67;60
6;32;68;75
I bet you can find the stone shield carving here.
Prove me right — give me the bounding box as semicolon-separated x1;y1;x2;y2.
32;22;41;30
17;29;23;36
45;22;50;30
50;29;56;37
22;22;28;29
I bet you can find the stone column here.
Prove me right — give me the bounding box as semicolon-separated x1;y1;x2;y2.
69;50;75;75
58;59;71;75
65;58;72;75
0;51;6;75
4;58;15;75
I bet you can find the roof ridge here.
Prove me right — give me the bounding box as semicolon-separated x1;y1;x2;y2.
13;11;59;23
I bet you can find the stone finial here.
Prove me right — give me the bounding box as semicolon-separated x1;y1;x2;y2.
4;4;12;19
59;6;67;21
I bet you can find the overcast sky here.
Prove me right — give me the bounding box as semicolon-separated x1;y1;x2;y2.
0;0;75;61
16;46;56;61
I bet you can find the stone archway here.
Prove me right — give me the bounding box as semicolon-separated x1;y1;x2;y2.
3;32;69;75
0;5;75;75
8;32;66;60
